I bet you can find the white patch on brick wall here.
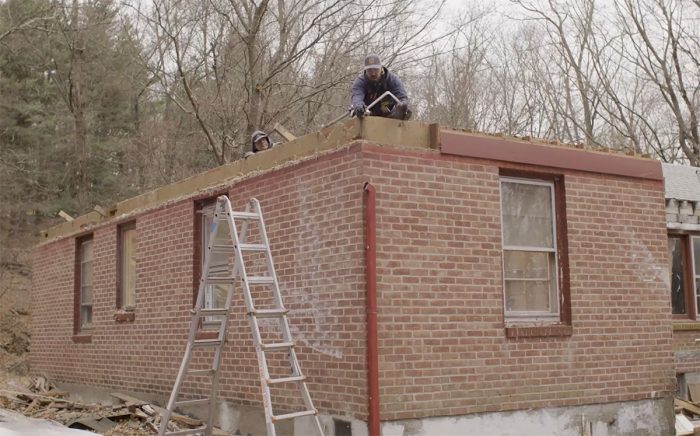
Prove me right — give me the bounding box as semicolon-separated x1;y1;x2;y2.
625;226;669;288
288;310;344;358
285;183;343;359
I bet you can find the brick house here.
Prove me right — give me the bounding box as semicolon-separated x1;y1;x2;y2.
32;118;675;436
663;163;700;400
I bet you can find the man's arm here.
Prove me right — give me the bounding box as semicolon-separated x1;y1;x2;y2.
351;75;367;108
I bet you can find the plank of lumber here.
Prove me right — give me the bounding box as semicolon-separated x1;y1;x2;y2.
111;391;225;430
689;384;700;403
110;392;149;407
0;389;71;404
58;210;74;222
273;123;296;141
676;398;700;416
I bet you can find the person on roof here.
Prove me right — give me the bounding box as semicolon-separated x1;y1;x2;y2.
350;54;411;120
245;130;273;158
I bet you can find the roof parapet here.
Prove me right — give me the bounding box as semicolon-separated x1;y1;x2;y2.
41;118;438;242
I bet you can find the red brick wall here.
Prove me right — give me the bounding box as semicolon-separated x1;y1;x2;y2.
32;141;675;423
361;144;674;420
673;331;700;374
31;146;368;418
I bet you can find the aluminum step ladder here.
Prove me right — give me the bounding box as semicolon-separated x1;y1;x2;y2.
158;195;324;436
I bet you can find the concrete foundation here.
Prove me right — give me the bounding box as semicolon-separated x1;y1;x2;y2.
55;382;672;436
55;381;367;436
381;397;674;436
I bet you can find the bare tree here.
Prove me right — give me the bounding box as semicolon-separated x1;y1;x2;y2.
416;8;493;130
131;0;449;164
510;0;605;146
615;0;700;163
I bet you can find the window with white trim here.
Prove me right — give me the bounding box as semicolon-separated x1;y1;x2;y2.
500;177;559;321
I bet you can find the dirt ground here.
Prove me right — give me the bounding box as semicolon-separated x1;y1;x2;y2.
0;242;32;382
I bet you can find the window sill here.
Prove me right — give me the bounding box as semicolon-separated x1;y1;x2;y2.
674;322;700;331
72;334;92;344
505;324;572;338
114;310;135;323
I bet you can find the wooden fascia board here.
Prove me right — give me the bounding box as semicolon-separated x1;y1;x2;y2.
440;129;663;181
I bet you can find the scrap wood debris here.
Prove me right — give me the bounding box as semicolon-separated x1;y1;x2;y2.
675;392;700;436
0;375;216;435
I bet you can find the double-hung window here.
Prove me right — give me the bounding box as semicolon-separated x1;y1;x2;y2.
500;176;562;323
118;222;137;309
77;237;94;329
201;204;228;321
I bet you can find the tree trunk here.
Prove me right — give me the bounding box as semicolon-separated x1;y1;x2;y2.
70;0;88;211
245;0;269;139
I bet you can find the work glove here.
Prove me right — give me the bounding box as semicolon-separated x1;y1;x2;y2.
352;104;367;118
389;101;411;120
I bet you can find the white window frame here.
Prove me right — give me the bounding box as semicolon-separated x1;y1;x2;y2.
500;177;560;322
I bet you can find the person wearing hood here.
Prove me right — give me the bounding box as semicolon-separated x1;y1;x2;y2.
350;54;411;120
245;130;273;157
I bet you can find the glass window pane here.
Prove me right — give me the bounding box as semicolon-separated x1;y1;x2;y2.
670;237;687;315
121;227;136;308
501;181;553;248
505;280;551;312
204;285;213;308
81;240;93;262
81;305;92;326
694;237;700;276
81;285;92;304
213;285;228;308
214;220;230;241
696;279;700;318
504;251;549;279
202;211;213;248
82;260;93;285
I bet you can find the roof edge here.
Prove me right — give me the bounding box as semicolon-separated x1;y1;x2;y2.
40;119;662;243
40;117;439;242
441;129;663;181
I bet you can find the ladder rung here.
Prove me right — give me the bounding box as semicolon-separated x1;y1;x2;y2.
193;339;222;348
246;276;274;285
164;426;207;436
205;277;236;285
229;211;260;220
198;308;229;317
211;244;235;252
272;409;317;422
268;375;305;385
250;308;288;318
239;243;267;252
261;341;294;351
187;369;215;377
176;398;210;407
